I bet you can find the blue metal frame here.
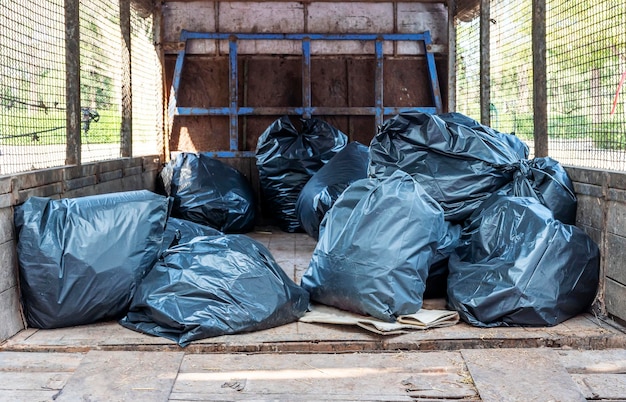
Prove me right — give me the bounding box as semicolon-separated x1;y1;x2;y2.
168;30;443;158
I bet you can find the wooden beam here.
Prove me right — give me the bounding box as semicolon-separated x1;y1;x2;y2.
121;0;132;158
65;0;81;166
447;0;457;112
479;0;490;126
533;0;548;157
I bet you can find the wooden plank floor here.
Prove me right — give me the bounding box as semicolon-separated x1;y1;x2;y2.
2;230;626;400
3;230;625;354
462;348;587;402
3;349;626;401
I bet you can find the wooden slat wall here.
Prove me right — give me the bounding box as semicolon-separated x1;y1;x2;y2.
162;1;449;155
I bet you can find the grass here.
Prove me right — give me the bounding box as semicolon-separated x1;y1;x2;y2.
491;112;626;150
2;108;626;150
0;108;122;145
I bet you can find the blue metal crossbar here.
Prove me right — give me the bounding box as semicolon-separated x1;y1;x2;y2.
168;30;443;158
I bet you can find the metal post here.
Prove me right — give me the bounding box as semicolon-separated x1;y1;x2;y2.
533;0;548;157
120;0;132;157
375;39;384;130
302;38;312;119
479;0;490;126
167;38;186;153
65;0;81;165
424;31;444;114
229;38;239;151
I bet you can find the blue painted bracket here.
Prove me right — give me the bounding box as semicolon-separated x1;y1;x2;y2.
168;31;443;158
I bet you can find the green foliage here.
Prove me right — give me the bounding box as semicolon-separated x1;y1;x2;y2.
0;109;66;145
82;109;122;144
508;113;534;141
0;108;121;145
590;121;626;150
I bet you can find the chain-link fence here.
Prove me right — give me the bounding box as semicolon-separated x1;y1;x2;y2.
131;5;163;157
0;0;67;175
546;0;626;169
0;0;162;176
80;0;123;163
455;0;626;170
489;0;533;152
455;16;481;121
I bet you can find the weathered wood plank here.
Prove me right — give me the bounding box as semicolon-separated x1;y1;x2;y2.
462;348;586;402
0;372;71;391
55;351;184;402
572;373;626;400
558;349;626;374
606;232;626;285
606;279;626;324
0;390;60;402
0;287;24;342
171;351;477;401
0;352;84;372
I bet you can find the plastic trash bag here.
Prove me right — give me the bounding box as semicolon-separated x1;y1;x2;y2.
501;157;577;225
424;223;462;299
368;112;524;222
438;112;530;160
160;152;256;233
301;170;449;322
161;217;222;253
447;194;599;327
120;234;310;347
296;141;369;239
15;190;168;329
256;116;348;232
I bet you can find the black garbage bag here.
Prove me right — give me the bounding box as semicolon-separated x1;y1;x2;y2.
301;170;450;322
295;141;369;239
368;112;524;222
160;152;256;233
161;217;222;254
500;157;577;225
447;194;599;327
15;190;168;329
120;234;310;347
256;116;348;232
438;112;530;159
424;223;462;299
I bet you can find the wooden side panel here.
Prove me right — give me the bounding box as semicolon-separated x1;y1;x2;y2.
163;1;450;155
165;54;447;152
243;57;302;152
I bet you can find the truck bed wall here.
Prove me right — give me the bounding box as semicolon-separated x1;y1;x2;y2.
569;166;626;322
162;1;449;152
0;156;160;341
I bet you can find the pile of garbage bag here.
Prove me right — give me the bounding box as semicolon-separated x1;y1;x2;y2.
447;193;599;327
301;170;458;322
256;116;348;232
15;191;308;342
120;234;310;347
160;152;256;233
13;112;600;343
300;112;598;327
15;190;168;328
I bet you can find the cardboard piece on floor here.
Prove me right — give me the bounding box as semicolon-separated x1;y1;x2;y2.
299;303;459;335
